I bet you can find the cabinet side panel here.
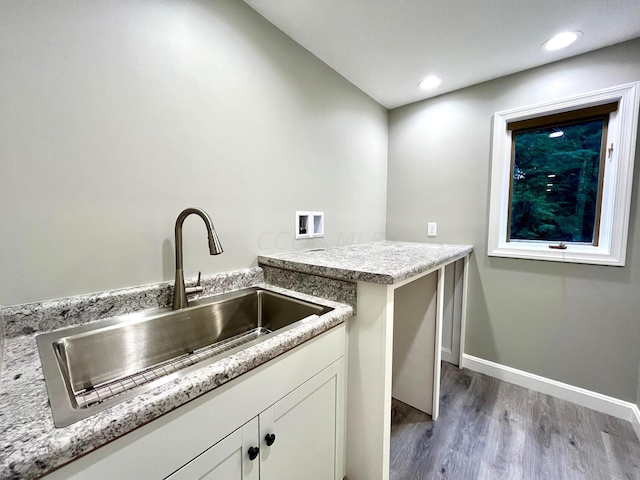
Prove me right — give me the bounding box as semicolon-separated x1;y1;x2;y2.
392;273;438;414
347;282;394;480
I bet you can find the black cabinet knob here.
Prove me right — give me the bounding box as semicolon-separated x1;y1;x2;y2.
265;433;276;446
248;446;259;460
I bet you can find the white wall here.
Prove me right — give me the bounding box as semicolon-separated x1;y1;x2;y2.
0;0;388;305
387;39;640;403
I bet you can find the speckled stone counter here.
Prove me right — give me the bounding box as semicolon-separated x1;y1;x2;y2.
0;309;5;378
262;265;358;312
0;268;352;480
3;268;265;339
259;241;474;285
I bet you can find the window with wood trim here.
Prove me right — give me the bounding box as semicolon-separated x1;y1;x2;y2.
508;103;616;246
488;83;640;266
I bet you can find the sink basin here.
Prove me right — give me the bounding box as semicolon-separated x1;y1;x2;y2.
37;287;333;427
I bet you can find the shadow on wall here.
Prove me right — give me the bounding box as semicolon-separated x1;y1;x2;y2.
464;254;500;363
193;0;365;117
485;255;633;285
162;238;174;282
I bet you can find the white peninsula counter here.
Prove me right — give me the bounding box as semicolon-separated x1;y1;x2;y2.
259;241;474;480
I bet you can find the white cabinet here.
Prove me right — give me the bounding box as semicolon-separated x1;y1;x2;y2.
167;418;259;480
260;360;343;480
44;325;346;480
168;359;344;480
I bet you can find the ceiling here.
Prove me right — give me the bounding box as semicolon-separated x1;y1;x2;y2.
242;0;640;109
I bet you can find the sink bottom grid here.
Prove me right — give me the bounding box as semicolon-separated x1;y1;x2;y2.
75;327;273;409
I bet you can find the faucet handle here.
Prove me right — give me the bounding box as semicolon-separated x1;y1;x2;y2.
185;271;204;296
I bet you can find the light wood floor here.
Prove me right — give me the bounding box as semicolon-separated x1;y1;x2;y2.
390;362;640;480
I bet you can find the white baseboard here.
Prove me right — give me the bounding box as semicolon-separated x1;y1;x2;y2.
462;354;640;434
632;404;640;441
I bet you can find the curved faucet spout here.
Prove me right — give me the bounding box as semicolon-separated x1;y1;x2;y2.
173;207;223;310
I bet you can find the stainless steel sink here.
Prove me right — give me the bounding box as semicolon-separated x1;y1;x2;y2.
37;288;333;427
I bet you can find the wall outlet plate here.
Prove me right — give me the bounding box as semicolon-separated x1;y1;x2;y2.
296;211;324;239
427;222;437;237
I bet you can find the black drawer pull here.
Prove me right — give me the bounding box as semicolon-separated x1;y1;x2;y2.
248;446;259;460
265;433;276;446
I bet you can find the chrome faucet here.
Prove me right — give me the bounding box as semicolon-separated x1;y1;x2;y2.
172;207;223;310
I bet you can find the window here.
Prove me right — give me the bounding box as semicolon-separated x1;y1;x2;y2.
488;82;640;266
509;104;615;245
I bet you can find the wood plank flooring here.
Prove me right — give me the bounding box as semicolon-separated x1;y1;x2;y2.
390;362;640;480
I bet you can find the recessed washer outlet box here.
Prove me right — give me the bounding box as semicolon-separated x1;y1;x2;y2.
296;211;324;239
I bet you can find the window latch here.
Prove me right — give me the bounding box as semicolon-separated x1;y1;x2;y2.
549;242;567;250
608;143;614;159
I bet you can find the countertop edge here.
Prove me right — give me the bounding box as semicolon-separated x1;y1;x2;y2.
257;256;397;284
258;242;474;285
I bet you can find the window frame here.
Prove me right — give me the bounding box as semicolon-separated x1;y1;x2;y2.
507;110;611;246
487;82;640;266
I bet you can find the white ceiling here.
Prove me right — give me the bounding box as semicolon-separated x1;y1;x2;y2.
242;0;640;109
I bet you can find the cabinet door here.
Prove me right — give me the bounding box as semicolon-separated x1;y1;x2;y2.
260;359;345;480
166;417;259;480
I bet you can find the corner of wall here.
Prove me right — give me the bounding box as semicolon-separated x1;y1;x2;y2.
633;365;640;440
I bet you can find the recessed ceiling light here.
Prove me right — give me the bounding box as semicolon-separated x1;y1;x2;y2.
418;75;443;90
543;31;582;51
549;131;564;138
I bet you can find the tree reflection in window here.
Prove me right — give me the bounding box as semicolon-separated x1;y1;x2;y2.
509;118;606;244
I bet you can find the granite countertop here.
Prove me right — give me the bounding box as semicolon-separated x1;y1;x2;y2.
0;274;351;480
259;241;474;284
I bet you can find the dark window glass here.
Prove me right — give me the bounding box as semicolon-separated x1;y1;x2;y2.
509;118;605;243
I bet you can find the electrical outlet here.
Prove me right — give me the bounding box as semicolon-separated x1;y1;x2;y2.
427;222;437;237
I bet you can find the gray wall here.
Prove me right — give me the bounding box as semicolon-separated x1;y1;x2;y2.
0;0;388;305
387;39;640;403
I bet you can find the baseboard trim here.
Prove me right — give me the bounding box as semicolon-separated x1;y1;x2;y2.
462;354;640;431
631;404;640;441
